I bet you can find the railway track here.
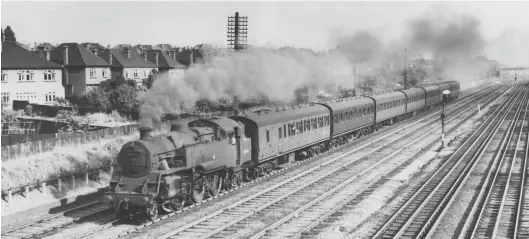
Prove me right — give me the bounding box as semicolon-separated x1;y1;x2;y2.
140;87;507;239
369;84;527;239
5;84;494;239
0;201;108;239
459;84;529;239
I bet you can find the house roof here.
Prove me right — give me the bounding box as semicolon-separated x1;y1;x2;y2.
146;49;184;69
1;41;63;69
174;48;206;66
50;43;110;67
132;45;153;55
112;44;132;50
97;48;158;68
154;44;173;52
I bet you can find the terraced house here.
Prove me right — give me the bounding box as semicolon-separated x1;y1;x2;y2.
1;41;64;108
51;43;111;97
98;47;158;84
143;49;186;78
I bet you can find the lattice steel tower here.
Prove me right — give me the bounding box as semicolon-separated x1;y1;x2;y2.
227;12;248;51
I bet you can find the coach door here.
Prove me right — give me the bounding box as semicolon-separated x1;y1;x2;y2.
278;124;285;153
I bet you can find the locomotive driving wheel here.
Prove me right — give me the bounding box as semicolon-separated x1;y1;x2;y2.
191;174;205;203
208;174;222;196
145;202;159;221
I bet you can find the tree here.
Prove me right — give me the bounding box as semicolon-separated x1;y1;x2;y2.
109;84;141;115
4;26;16;42
1;28;4;41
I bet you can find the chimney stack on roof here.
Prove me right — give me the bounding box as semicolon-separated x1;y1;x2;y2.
189;49;194;66
45;48;51;61
142;51;148;61
108;50;113;65
124;47;130;58
62;45;69;65
154;52;159;66
170;49;176;60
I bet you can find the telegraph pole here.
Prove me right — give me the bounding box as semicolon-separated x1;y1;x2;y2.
227;12;248;51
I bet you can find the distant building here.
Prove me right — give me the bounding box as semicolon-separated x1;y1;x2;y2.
1;41;64;108
97;47;158;84
81;42;107;51
50;43;111;97
144;49;185;77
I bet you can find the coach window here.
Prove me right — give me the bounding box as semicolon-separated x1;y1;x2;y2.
279;127;282;139
266;129;270;143
284;125;287;138
299;121;303;133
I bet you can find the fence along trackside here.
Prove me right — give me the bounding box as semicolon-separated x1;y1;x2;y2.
0;112;235;161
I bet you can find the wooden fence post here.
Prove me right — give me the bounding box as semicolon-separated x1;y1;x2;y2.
25;185;30;200
98;166;102;183
57;175;62;192
109;165;114;178
41;181;47;195
71;174;76;188
7;183;12;203
85;165;89;185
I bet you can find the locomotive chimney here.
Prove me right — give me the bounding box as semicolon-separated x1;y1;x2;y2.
139;126;152;140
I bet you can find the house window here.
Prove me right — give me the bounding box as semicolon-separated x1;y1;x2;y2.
16;92;37;102
89;68;97;78
44;70;56;81
133;69;139;78
125;70;129;78
17;70;34;81
170;70;176;76
102;69;108;78
1;92;10;104
1;71;7;82
45;92;56;102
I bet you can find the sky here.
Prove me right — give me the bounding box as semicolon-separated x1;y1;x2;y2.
2;1;529;66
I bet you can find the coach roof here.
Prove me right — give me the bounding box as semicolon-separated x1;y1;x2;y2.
236;104;329;127
366;91;406;103
318;97;374;112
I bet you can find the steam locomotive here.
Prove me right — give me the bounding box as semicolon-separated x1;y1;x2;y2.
101;81;460;220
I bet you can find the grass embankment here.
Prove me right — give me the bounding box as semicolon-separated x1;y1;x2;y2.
1;128;167;191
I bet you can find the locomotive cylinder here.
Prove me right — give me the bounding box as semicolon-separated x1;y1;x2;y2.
158;175;183;199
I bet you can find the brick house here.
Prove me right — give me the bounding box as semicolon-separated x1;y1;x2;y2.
97;47;158;84
50;43;111;97
143;49;185;78
1;41;64;108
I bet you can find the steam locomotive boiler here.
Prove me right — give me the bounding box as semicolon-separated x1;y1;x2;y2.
101;118;252;219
